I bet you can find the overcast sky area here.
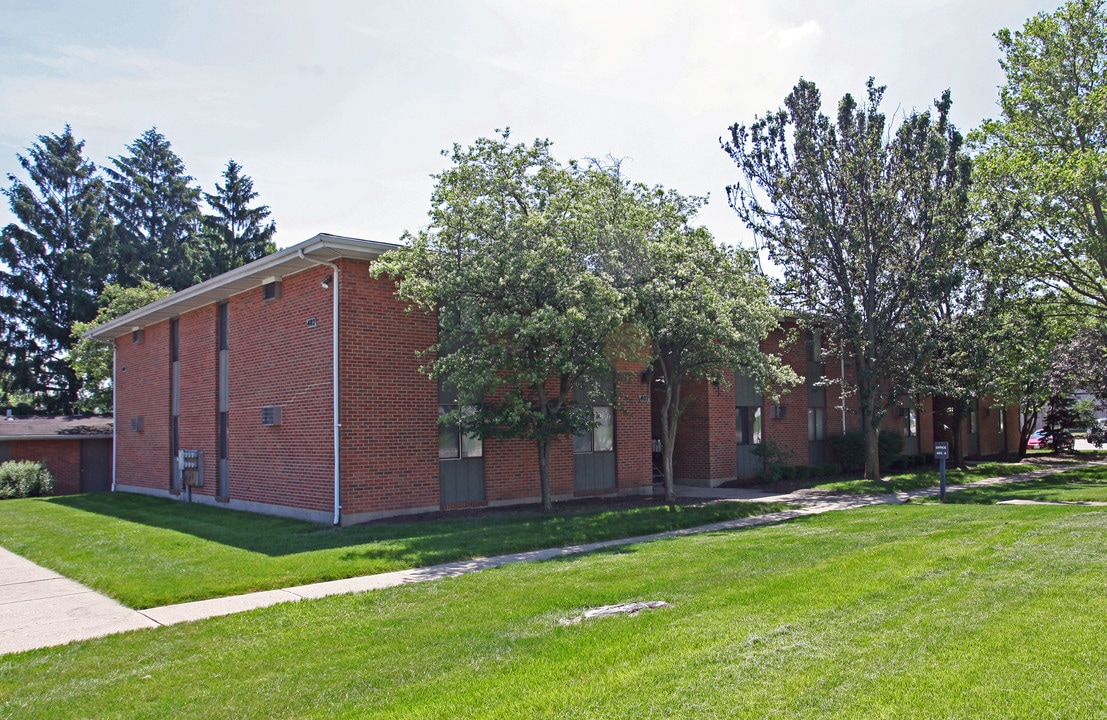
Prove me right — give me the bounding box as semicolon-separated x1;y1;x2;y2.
0;0;1055;254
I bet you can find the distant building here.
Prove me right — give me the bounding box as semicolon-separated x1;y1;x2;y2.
0;414;113;494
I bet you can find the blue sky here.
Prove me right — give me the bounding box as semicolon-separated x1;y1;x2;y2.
0;1;1054;251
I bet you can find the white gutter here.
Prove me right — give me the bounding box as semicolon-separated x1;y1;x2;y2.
112;340;118;492
840;348;847;433
299;249;342;526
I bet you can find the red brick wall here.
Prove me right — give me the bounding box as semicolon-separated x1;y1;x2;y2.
113;256;653;523
115;321;171;492
7;440;82;495
226;266;335;512
762;326;811;467
338;258;440;517
177;304;218;500
613;357;653;491
671;379;737;483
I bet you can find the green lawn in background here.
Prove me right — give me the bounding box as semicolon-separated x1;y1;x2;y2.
0;493;785;608
3;503;1106;719
812;460;1037;494
929;464;1107;504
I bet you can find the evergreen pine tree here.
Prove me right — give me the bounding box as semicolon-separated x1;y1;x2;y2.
200;159;277;276
0;125;113;413
105;128;203;291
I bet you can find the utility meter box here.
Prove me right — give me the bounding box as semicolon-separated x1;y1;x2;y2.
179;449;205;487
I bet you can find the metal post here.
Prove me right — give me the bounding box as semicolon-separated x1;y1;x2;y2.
934;441;950;503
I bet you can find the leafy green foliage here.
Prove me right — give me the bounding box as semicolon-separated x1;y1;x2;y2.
724;78;971;480
590;165;798;501
974;0;1107;318
829;430;904;472
0;126;114;413
200;159;277;277
0;460;54;499
373;131;626;510
69;281;173;413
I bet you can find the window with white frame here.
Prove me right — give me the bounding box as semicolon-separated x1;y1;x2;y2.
737;406;762;446
574;406;614;453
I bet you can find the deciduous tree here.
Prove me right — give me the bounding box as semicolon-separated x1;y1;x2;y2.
70;281;173;414
724;78;971;480
591;168;797;502
974;0;1107;318
374;132;625;511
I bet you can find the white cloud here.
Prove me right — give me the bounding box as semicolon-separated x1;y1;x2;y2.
774;19;823;50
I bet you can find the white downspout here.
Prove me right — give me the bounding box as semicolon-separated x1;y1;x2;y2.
111;339;118;492
300;249;342;525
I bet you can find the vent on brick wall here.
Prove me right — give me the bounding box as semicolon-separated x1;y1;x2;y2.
261;405;283;426
131;328;144;344
131;416;144;432
771;405;787;419
262;280;282;301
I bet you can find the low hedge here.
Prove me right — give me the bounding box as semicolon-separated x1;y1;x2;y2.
0;460;55;499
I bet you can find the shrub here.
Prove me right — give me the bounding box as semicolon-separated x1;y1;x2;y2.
821;462;842;476
923;452;935;464
752;439;794;482
830;430;905;472
829;431;866;471
0;461;55;499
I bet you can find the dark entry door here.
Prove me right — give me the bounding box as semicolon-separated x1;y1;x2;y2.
80;439;112;493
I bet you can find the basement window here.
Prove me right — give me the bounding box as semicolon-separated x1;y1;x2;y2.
262;281;282;301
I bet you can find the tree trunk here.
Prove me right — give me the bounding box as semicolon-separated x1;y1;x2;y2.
658;360;682;504
1017;407;1039;459
856;359;881;481
536;437;552;512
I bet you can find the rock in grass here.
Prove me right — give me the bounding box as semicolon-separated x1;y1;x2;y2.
560;601;670;625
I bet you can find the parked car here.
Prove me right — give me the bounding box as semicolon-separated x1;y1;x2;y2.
1027;428;1075;451
1026;429;1049;450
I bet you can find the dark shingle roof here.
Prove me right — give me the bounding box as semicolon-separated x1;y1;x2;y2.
0;415;113;439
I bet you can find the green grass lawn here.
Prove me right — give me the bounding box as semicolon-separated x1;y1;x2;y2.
0;493;785;608
934;464;1107;504
812;460;1036;494
3;503;1107;718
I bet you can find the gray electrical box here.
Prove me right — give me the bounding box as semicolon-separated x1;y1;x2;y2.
179;449;205;487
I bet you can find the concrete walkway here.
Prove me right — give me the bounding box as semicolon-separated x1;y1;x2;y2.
0;546;158;655
2;461;1103;655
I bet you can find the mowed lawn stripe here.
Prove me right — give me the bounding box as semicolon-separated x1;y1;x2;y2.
0;493;786;608
3;504;1106;718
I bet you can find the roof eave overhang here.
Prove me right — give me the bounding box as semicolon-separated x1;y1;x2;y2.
84;233;399;341
0;434;113;441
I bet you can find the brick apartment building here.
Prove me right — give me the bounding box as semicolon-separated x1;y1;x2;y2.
666;319;1023;488
86;234;653;524
87;233;1021;522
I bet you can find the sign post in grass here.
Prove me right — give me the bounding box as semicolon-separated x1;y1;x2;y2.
935;442;950;502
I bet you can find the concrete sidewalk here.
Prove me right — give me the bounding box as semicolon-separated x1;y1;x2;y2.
2;460;1102;655
0;546;157;655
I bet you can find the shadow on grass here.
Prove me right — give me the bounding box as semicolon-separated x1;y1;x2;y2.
812;461;1037;496
41;492;786;561
925;465;1107;505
